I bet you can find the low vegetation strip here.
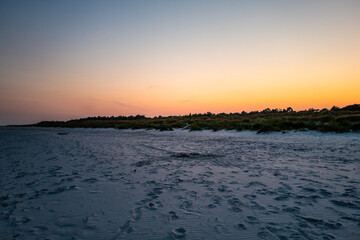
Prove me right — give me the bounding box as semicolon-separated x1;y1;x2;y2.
30;104;360;133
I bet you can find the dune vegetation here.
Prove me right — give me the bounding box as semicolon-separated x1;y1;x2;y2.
31;104;360;133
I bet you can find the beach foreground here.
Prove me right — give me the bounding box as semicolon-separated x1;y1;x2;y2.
0;128;359;239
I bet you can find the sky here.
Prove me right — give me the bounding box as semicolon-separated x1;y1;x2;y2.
0;0;360;125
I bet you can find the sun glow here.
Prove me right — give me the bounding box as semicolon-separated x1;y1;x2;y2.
0;1;359;125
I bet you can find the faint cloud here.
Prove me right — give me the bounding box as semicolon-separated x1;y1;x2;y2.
113;101;144;110
87;97;144;110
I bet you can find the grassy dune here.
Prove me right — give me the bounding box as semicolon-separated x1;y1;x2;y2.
32;104;360;133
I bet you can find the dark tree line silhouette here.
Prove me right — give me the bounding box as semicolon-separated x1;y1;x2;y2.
31;104;360;133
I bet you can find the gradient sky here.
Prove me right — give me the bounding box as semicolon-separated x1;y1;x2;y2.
1;0;360;125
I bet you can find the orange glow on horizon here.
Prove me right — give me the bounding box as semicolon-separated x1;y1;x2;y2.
1;1;359;124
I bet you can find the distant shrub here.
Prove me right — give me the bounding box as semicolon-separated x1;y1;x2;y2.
31;104;360;133
188;123;203;131
341;104;360;111
352;123;360;132
257;123;281;133
320;121;350;133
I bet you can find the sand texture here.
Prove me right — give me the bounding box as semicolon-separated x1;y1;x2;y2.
0;127;359;239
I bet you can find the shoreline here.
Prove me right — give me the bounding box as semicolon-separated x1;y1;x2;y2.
4;126;360;135
8;104;360;134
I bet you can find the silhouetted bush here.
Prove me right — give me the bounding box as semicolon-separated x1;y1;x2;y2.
187;123;203;131
30;104;360;133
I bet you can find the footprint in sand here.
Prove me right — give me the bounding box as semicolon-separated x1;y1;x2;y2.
131;207;142;221
170;227;186;239
146;201;162;210
168;211;179;221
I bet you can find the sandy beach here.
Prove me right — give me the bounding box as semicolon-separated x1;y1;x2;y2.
0;127;359;239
